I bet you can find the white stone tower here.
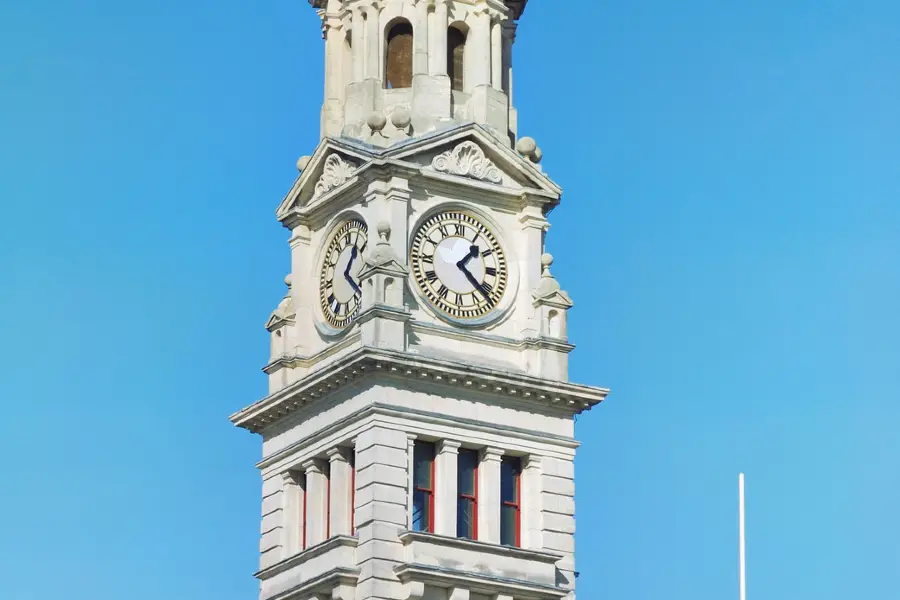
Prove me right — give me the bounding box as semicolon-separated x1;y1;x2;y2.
231;2;609;600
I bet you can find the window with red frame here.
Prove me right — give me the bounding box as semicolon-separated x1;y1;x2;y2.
325;463;331;539
500;456;521;547
350;451;356;535
457;449;478;539
412;441;435;532
301;475;308;550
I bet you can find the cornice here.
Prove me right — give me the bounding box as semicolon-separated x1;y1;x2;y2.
233;346;608;435
256;402;580;472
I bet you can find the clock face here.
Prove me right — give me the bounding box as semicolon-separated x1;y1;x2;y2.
319;219;368;329
411;211;508;320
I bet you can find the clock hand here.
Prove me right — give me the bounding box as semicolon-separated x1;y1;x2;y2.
455;245;480;269
456;246;493;305
344;246;362;296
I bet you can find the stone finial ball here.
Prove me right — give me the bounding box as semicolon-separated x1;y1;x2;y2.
541;253;554;269
533;146;543;164
376;220;391;239
391;107;411;129
367;112;387;132
296;156;311;171
516;136;537;156
284;274;293;287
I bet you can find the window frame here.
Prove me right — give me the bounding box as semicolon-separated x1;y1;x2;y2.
500;456;522;547
350;452;356;536
301;476;308;550
456;448;479;540
412;441;436;533
325;465;331;539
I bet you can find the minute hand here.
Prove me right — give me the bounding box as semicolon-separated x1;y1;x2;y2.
456;246;492;304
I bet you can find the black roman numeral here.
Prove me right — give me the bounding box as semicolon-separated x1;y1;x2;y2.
481;248;493;257
438;223;449;237
485;267;497;277
477;281;494;304
437;284;449;299
425;270;438;282
422;255;434;264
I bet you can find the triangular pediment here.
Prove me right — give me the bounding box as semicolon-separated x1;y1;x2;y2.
385;124;562;200
275;138;377;222
276;125;562;228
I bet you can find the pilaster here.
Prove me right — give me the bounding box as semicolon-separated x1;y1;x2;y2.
522;454;544;550
327;447;353;537
478;446;504;544
354;425;409;600
434;439;461;536
302;458;328;547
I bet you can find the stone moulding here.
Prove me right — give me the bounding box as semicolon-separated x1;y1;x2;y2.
432;141;503;184
231;346;609;434
313;153;358;199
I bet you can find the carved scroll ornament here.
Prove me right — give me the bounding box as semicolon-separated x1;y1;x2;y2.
431;141;502;184
313;154;358;199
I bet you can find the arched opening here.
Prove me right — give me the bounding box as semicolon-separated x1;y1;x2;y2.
447;25;467;92
385;20;413;89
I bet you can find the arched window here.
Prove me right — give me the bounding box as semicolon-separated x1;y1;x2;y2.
448;26;467;92
385;20;413;89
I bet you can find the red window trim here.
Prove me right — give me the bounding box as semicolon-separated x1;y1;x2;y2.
458;449;479;540
326;470;331;539
502;458;522;547
301;480;308;550
350;457;356;535
414;445;436;533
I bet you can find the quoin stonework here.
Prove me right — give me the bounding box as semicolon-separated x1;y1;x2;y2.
230;1;609;599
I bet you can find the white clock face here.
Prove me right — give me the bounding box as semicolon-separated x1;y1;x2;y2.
410;211;508;320
319;219;368;329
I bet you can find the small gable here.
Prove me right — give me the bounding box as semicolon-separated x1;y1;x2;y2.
275;139;376;222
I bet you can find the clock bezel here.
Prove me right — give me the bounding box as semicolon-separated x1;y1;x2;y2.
408;205;518;328
314;212;369;336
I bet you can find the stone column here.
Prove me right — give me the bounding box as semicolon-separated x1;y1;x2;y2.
280;471;303;557
352;7;365;83
328;447;353;537
302;459;328;547
434;440;461;536
414;0;430;76
491;19;503;90
364;2;380;80
521;455;544;550
322;1;346;138
502;21;516;98
470;6;492;88
477;447;503;544
430;0;449;76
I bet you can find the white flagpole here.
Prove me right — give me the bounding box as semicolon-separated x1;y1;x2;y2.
739;473;746;600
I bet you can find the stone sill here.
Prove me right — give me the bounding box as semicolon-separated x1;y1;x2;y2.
398;531;563;564
255;535;358;581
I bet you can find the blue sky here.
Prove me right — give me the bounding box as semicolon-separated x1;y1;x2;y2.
1;1;898;599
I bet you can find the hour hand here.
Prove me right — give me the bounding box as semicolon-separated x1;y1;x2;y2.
456;245;479;269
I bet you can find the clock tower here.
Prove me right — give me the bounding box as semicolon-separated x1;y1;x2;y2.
231;1;608;600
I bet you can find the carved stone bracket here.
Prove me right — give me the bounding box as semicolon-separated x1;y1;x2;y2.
313;154;358;199
431;141;502;184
